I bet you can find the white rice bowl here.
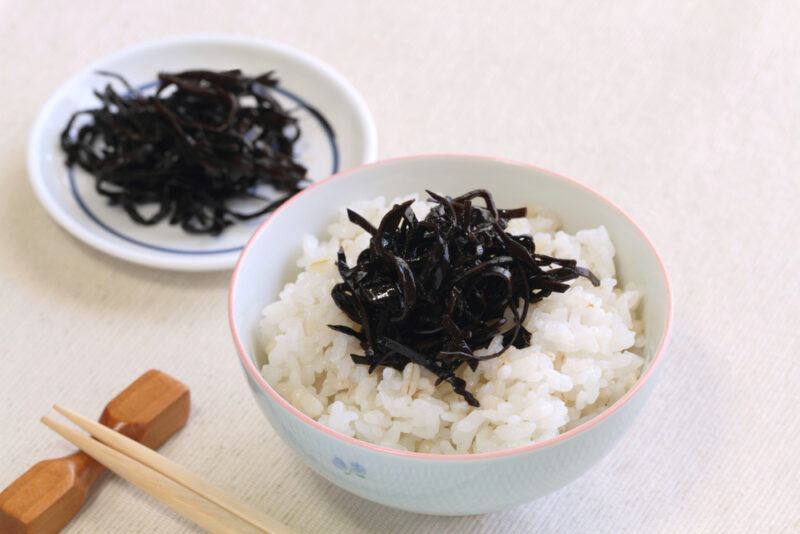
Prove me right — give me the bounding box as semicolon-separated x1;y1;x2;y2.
259;194;645;454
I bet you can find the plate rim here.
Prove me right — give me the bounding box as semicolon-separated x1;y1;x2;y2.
27;33;379;271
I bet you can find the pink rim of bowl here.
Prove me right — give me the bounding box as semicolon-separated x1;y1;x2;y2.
228;154;674;461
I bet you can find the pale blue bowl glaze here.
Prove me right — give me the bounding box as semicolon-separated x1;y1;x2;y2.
229;155;672;515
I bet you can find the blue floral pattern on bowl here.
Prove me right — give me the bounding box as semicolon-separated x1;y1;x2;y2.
333;456;366;478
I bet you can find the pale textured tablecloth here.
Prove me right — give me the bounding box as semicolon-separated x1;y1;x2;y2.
1;1;798;532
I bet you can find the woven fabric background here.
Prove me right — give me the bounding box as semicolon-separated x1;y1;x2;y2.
1;1;798;532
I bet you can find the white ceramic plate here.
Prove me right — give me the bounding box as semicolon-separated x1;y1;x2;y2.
28;34;378;271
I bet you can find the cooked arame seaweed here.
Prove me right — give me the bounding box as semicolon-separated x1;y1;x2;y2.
329;190;600;406
60;69;311;235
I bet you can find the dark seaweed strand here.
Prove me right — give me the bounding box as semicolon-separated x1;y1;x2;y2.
60;69;310;236
328;189;600;406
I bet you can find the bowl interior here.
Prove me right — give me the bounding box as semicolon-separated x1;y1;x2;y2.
232;156;670;385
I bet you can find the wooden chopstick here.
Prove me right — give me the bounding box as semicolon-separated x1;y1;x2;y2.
42;410;292;534
51;404;291;534
41;416;262;533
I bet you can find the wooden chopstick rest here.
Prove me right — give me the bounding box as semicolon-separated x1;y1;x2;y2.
0;370;190;534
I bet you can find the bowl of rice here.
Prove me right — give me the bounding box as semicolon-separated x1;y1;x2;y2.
228;155;672;515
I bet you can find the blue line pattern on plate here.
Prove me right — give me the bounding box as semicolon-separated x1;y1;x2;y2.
68;80;340;255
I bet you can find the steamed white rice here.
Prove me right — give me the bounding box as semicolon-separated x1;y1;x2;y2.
259;195;645;454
